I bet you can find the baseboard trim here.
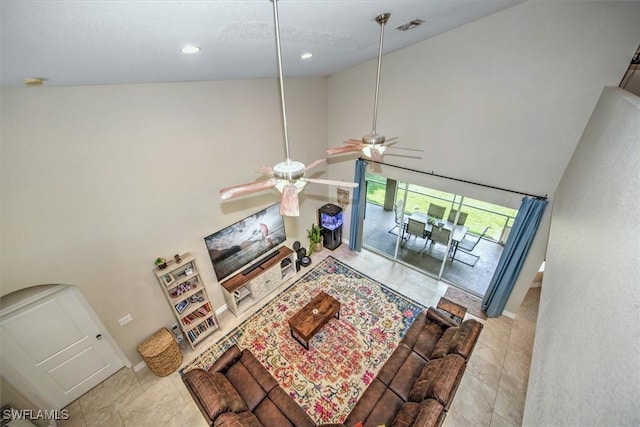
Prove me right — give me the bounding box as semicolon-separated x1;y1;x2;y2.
133;361;147;372
502;310;517;319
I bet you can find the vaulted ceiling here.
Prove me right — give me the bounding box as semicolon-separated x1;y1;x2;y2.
0;0;523;87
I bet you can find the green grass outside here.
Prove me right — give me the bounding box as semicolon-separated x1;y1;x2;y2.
366;175;518;240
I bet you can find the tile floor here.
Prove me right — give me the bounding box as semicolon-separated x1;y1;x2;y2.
58;246;539;427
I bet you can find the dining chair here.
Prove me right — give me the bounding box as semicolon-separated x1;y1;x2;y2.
454;226;490;267
389;201;408;237
447;209;468;226
427;204;446;219
428;225;453;260
404;218;429;252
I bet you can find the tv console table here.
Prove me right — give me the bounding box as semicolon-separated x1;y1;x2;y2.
220;247;295;316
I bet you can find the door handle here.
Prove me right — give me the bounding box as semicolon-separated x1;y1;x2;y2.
96;334;103;340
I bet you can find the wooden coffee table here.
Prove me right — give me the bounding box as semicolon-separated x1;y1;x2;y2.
288;291;340;350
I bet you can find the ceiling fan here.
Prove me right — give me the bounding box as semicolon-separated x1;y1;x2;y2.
327;13;422;162
219;0;358;217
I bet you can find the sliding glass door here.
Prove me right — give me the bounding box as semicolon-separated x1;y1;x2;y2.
362;173;517;297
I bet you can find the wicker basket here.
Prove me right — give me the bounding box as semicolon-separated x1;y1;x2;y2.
137;327;182;376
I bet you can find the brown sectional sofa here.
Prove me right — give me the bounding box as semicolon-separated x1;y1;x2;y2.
183;307;482;427
183;344;315;427
343;308;482;426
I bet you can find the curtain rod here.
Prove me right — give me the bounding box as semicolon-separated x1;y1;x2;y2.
361;158;548;201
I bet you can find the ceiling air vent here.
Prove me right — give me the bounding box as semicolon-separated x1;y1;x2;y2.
395;19;425;32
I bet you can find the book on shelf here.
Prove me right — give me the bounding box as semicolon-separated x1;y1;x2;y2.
182;303;211;325
186;317;217;342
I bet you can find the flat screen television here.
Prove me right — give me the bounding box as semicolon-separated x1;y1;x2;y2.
204;203;286;282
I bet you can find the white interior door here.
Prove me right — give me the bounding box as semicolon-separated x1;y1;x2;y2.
0;285;125;409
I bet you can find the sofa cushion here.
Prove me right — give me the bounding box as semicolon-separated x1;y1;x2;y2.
377;344;412;385
400;311;450;361
214;411;263;427
224;349;281;411
430;319;483;360
408;354;465;409
226;360;268;411
412;322;446;361
349;387;405;427
392;400;445;427
344;378;386;426
239;349;279;392
183;369;248;420
253;387;315;427
387;352;429;401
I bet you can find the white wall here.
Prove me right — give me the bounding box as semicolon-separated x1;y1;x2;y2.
0;77;330;364
328;0;639;314
523;87;640;425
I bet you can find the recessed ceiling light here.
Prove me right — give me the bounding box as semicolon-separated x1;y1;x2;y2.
180;46;201;54
300;52;313;60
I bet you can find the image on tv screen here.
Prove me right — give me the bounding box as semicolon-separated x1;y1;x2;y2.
204;203;286;281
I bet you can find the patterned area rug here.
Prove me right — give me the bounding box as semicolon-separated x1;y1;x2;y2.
182;256;426;424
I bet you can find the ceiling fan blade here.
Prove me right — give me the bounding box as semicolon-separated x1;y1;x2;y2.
387;146;424;152
305;158;326;172
219;179;277;200
327;145;363;155
304;178;359;188
256;165;275;176
280;184;300;216
382;152;424;160
343;139;364;146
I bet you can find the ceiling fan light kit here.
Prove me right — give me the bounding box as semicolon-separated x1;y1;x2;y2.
218;0;358;217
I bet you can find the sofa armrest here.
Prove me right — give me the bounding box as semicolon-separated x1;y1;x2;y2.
208;344;243;374
392;400;445;427
426;307;458;329
408;354;465;410
182;369;215;426
182;368;248;425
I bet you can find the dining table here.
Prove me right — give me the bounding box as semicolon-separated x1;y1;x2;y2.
407;211;469;257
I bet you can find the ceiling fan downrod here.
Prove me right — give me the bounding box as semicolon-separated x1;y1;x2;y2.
271;0;294;164
364;13;390;146
219;0;358;216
